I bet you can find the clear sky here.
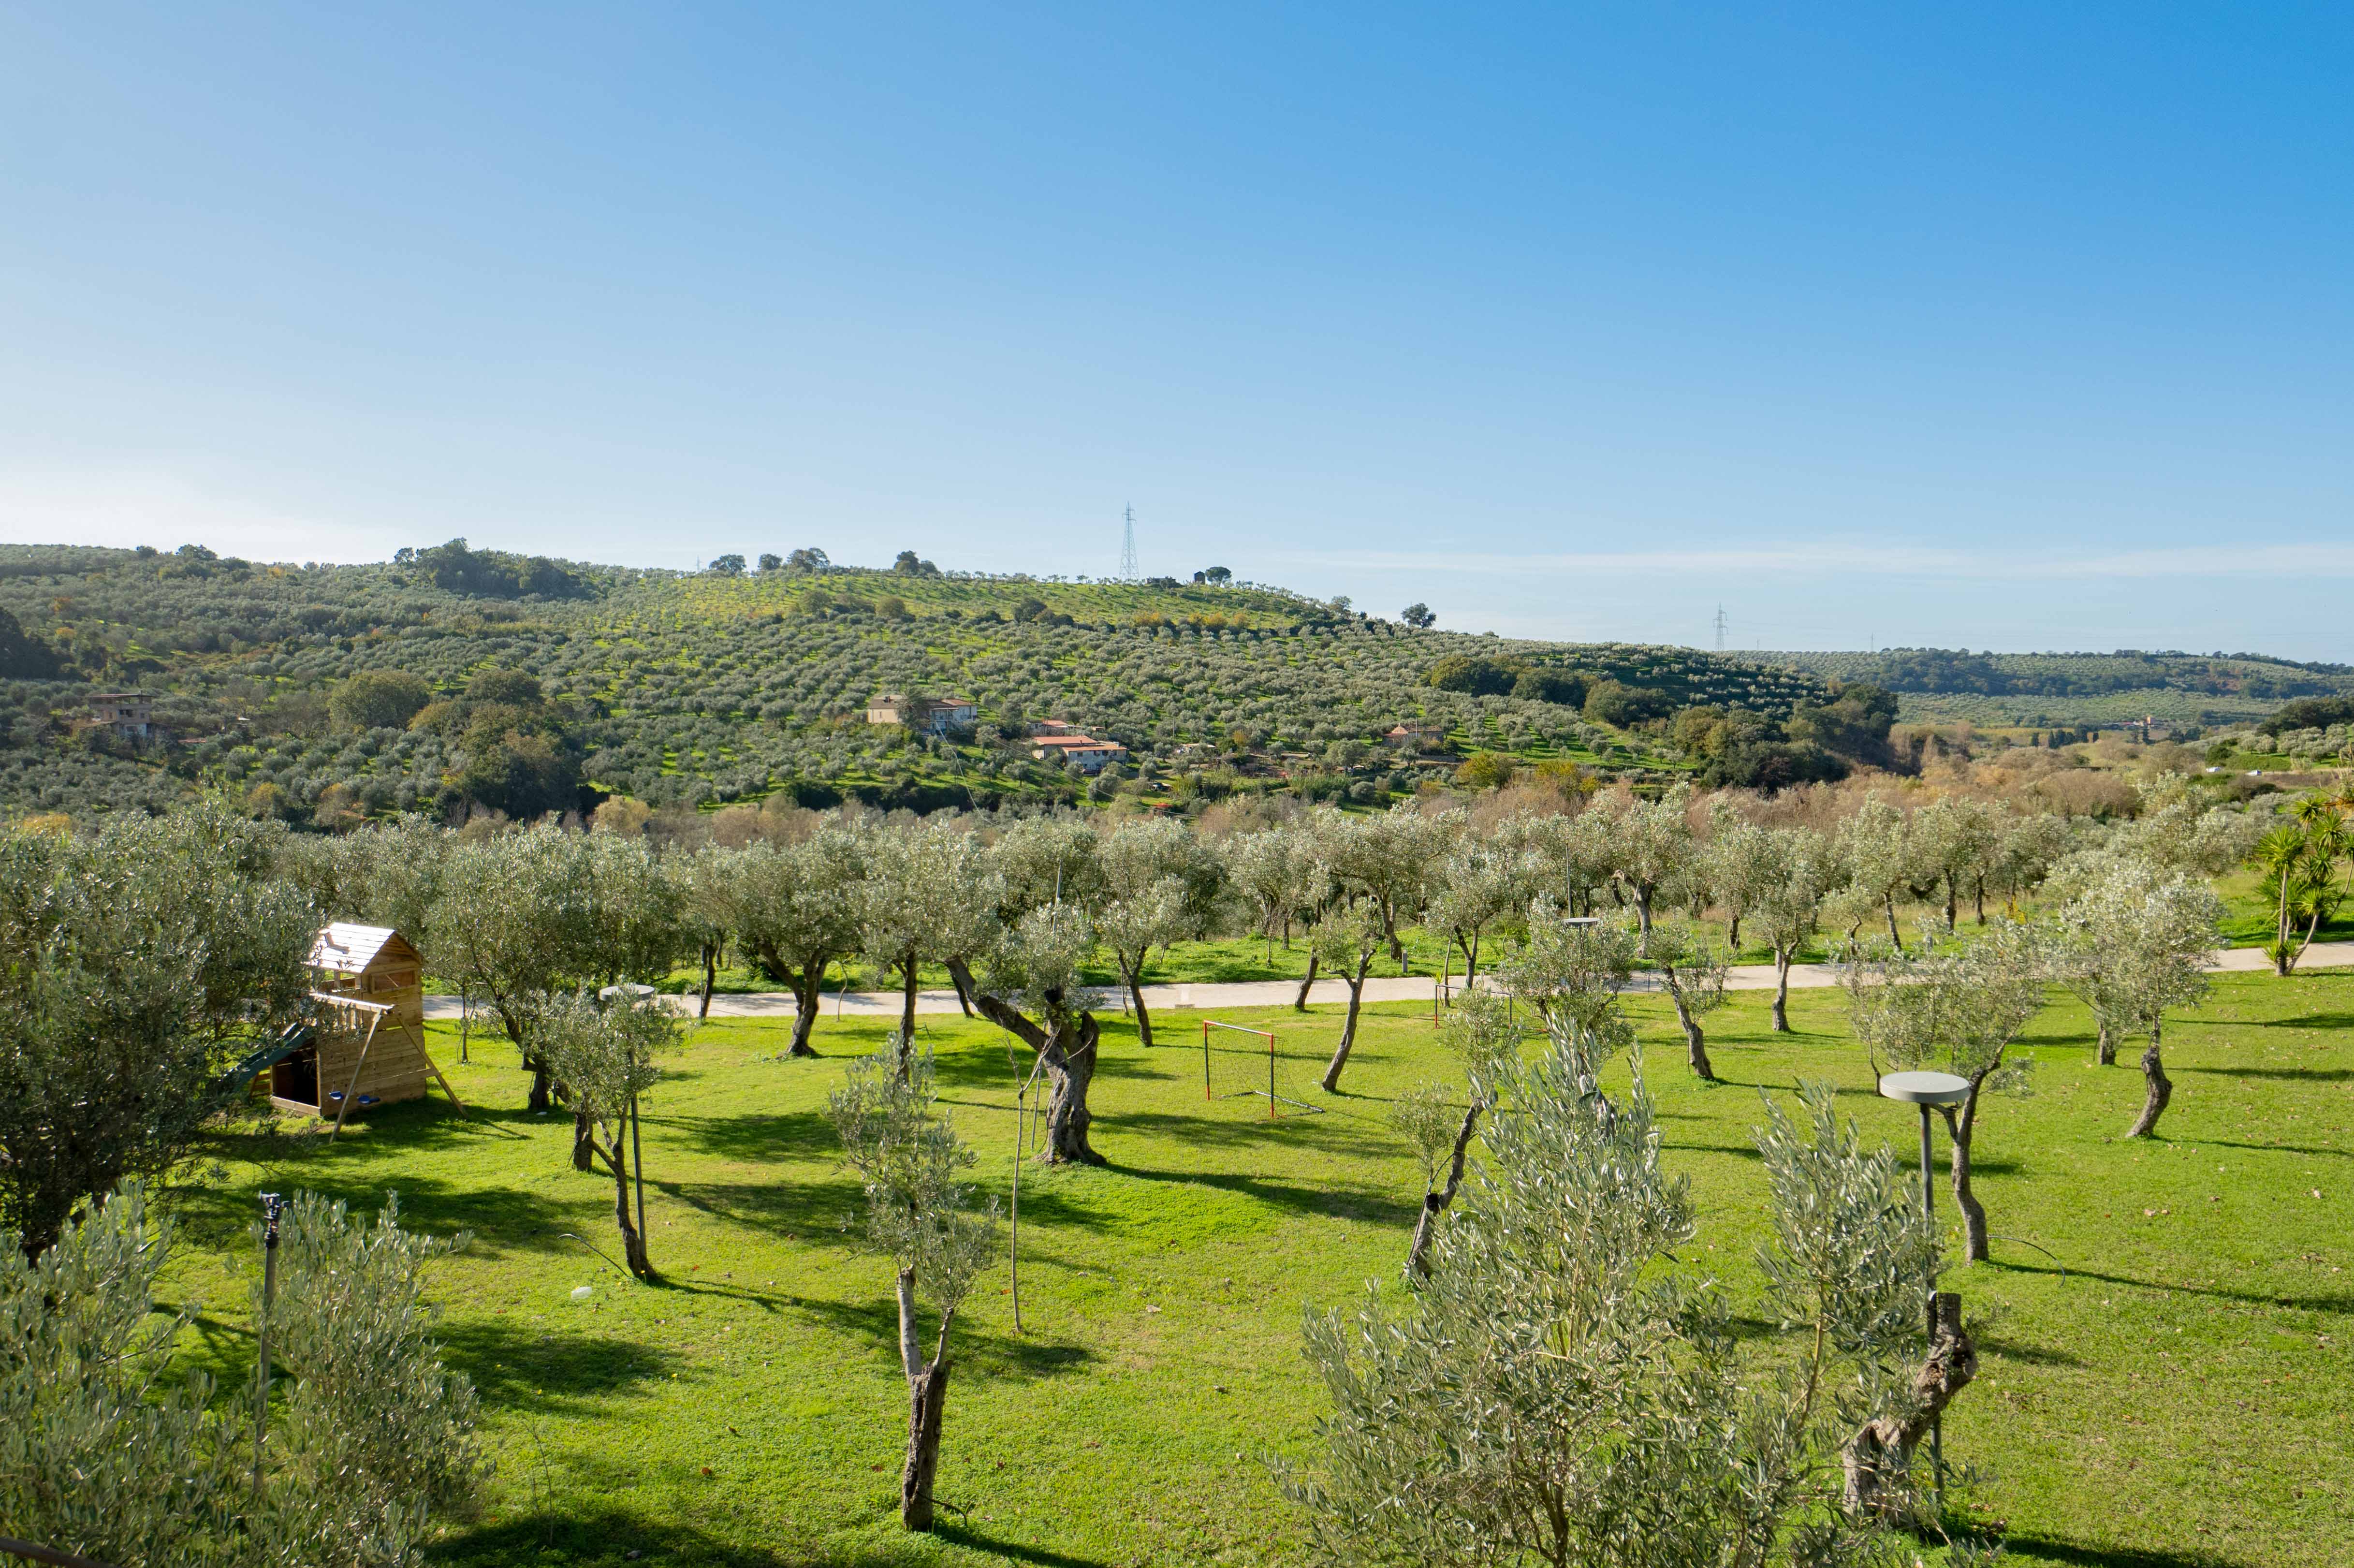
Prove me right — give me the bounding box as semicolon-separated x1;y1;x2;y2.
3;5;2350;657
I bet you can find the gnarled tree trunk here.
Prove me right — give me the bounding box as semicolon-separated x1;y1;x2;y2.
1294;950;1319;1011
2124;1022;2172;1140
2096;1018;2116;1067
1771;951;1793;1033
1941;1086;1990;1262
957;964;1105;1166
1843;1290;1977;1517
788;967;821;1056
1406;1101;1482;1276
699;940;716;1022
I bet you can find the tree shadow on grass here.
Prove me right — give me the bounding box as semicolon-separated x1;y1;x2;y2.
437;1316;690;1413
162;1173;583;1260
2197;1138;2351;1160
1993;1535;2254;1568
2178;1065;2354;1083
933;1524;1111;1568
1993;1260;2354;1318
1116;1163;1421;1229
655;1108;841;1164
1976;1334;2089;1368
789;1293;1095;1384
2235;1011;2354;1031
438;1508;947;1567
1108;1107;1397;1161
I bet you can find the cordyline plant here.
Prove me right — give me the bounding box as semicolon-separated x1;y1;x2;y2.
1283;1022;1991;1567
828;1042;1000;1532
0;1183;484;1568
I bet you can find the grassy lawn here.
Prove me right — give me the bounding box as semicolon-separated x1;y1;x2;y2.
157;971;2353;1567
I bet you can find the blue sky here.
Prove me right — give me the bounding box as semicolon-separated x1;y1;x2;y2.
3;4;2350;656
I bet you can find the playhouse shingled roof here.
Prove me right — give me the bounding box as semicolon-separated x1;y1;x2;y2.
308;923;406;975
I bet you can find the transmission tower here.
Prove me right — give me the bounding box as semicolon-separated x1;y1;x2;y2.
1119;504;1140;581
1713;603;1728;652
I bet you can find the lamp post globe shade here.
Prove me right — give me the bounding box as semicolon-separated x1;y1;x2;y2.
1878;1070;1973;1106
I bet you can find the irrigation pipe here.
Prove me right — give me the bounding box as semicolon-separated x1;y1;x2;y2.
557;1231;640;1284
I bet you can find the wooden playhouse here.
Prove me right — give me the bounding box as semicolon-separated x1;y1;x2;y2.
267;923;462;1124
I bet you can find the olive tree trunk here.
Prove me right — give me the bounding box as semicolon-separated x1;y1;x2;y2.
1661;969;1713;1081
2124;1021;2173;1140
1118;951;1155;1047
2096;1019;2116;1067
1771;951;1793;1033
894;1268;955;1532
1842;1290;1977;1517
958;965;1106;1166
1319;956;1373;1093
1294;950;1319;1011
1940;1085;1991;1263
788;967;822;1057
897;956;921;1061
1406;1101;1481;1277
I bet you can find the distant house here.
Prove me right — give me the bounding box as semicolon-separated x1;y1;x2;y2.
89;692;157;744
1385;723;1447;750
1032;719;1079;735
866;693;978;735
1031;734;1129;774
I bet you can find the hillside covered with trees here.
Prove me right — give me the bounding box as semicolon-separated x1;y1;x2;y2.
0;541;1854;824
1756;646;2354;727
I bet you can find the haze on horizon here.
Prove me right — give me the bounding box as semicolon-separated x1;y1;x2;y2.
2;6;2350;659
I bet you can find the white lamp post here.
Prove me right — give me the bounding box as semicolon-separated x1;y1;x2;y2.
1878;1069;1972;1503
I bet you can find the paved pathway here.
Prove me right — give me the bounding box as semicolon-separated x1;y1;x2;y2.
423;941;2354;1021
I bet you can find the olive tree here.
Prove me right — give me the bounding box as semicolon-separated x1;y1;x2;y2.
1589;784;1696;952
1751;826;1839;1032
1839;797;1922;949
1845;920;2045;1262
2047;858;2222;1139
535;990;685;1278
1394;989;1521;1276
1096;816;1224;1047
828;1044;999;1531
0;806;315;1256
1317;806;1451;969
952;904;1107;1165
1282;1027;1976;1565
0;1182;484;1568
434;825;683;1165
1645;915;1731;1081
1313;898;1389;1092
858;822;1002;1051
1425;838;1526;984
725;826;868;1056
1700;806;1782;952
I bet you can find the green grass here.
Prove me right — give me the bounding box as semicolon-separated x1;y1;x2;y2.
157;971;2354;1567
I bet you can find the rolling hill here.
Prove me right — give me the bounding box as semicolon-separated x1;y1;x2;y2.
0;542;1833;822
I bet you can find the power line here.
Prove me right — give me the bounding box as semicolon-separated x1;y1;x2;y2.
1119;504;1140;582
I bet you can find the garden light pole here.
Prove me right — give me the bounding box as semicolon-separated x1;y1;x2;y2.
254;1191;286;1491
1877;1070;1971;1507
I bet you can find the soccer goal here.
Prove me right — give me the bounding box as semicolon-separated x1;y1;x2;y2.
1199;1020;1326;1118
